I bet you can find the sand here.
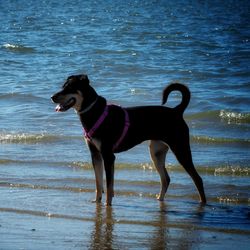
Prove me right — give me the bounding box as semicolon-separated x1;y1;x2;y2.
0;187;249;250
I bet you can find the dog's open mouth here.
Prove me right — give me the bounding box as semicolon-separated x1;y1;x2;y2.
55;97;76;112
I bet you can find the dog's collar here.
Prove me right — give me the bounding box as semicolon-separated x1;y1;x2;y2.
77;97;99;115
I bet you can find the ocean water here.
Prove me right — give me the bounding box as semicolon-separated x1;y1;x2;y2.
0;0;249;249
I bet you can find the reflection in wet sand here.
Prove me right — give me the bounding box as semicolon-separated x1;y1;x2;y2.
149;202;169;250
88;202;208;249
148;202;206;249
90;204;115;250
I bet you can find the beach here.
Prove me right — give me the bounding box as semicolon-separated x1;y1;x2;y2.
0;0;249;249
0;159;249;249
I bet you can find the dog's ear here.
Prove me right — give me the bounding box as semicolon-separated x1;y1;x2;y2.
79;74;89;85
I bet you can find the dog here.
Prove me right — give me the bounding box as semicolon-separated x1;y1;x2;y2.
51;74;206;206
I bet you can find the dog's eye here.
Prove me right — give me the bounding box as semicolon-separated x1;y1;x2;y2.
65;84;75;91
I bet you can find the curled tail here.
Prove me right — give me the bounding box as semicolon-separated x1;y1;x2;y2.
162;83;191;114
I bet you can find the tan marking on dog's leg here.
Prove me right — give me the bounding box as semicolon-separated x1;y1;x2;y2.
103;152;115;206
94;158;104;203
91;151;104;203
149;140;170;201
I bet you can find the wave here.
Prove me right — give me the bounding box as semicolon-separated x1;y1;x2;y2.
142;163;250;176
72;162;250;176
190;135;250;145
219;110;250;124
214;165;250;176
0;92;40;102
0;133;65;144
2;43;36;53
186;110;250;124
0;159;21;164
1;158;248;177
0;132;249;145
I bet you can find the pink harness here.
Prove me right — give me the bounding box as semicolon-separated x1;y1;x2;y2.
84;105;130;151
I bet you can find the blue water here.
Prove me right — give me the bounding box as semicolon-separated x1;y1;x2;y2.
0;1;250;249
0;0;249;165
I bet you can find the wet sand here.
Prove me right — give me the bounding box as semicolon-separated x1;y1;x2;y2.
0;169;249;250
0;204;249;250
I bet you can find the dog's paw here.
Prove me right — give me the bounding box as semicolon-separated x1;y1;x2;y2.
92;197;102;203
199;199;207;206
105;201;112;206
156;194;164;201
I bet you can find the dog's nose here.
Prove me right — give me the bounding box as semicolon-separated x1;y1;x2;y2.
51;95;57;103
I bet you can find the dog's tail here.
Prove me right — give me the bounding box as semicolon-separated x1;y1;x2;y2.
162;83;190;114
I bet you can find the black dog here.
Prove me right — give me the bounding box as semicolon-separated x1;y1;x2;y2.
51;75;206;206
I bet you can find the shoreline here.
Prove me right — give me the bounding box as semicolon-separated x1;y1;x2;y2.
0;184;249;249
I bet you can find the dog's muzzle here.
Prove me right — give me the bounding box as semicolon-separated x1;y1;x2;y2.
51;95;76;112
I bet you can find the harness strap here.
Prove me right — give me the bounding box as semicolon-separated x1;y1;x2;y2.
84;105;130;151
112;108;130;151
84;105;109;140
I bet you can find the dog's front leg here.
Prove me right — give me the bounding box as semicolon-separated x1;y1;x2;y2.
102;150;115;206
88;143;104;203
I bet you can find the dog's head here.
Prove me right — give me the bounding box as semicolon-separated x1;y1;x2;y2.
51;74;94;112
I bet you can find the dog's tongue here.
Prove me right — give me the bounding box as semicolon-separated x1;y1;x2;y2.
55;104;64;112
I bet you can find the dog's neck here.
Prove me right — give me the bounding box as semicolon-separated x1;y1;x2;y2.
77;97;99;115
76;96;107;131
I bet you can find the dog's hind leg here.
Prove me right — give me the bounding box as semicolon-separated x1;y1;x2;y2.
170;141;206;204
149;140;170;201
88;143;104;203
